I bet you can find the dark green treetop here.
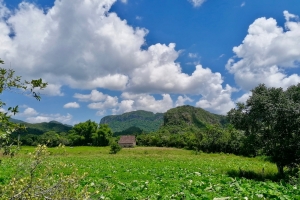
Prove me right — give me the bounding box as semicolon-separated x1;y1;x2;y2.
227;84;300;175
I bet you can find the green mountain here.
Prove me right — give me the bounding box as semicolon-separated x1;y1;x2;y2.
100;110;164;135
9;118;25;124
160;105;227;134
11;119;72;135
99;106;227;135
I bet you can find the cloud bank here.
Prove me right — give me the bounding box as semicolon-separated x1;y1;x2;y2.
17;106;73;124
4;2;300;119
0;0;233;115
227;11;300;91
63;102;80;109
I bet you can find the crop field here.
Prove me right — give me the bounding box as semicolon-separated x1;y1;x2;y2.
0;146;299;199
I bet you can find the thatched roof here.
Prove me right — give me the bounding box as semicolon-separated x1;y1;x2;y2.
119;135;136;144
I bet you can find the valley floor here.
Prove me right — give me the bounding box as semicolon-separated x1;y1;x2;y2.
1;146;298;199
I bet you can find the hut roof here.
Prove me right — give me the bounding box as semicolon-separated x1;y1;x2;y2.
119;135;136;144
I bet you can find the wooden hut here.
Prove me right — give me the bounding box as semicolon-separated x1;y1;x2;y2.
118;135;136;148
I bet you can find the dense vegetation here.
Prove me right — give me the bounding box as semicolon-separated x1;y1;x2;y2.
9;120;72;146
228;83;300;176
100;110;163;135
133;106;243;155
136;124;245;155
9;120;113;147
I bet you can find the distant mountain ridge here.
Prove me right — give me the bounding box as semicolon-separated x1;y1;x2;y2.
100;110;164;135
10;119;72;135
100;106;227;135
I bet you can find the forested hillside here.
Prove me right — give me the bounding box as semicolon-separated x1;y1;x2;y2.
160;105;227;133
135;106;239;153
99;106;227;135
100;110;164;135
11;120;72;135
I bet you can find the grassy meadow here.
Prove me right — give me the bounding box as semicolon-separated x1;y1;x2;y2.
0;146;299;199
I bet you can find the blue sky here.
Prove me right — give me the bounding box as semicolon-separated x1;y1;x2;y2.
1;0;300;125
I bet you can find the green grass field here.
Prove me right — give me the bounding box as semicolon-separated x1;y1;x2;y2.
1;146;299;199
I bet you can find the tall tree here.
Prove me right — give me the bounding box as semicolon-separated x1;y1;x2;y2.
92;124;113;146
68;120;98;145
227;84;300;175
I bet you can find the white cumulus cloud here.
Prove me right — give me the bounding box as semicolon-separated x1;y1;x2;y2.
63;102;80;108
175;95;193;107
0;0;227;96
75;91;175;115
16;106;73;124
22;107;38;116
227;11;300;91
26;113;73;124
188;0;206;7
0;0;146;92
88;96;119;110
196;84;236;115
16;107;38;117
0;0;235;115
114;93;174;114
235;92;252;104
74;90;108;102
40;84;64;96
188;53;198;58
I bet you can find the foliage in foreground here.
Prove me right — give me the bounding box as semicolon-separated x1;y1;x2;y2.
0;145;93;199
0;58;47;156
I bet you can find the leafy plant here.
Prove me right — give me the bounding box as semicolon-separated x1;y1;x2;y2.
0;145;92;199
109;141;122;154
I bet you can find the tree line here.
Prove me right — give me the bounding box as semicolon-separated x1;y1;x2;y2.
136;124;246;155
11;120;114;147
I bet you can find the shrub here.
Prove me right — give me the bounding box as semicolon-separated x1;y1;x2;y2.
109;141;122;154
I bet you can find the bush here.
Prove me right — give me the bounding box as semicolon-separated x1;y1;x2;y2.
110;141;122;154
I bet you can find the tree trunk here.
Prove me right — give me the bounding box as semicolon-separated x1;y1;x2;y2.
277;164;284;177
